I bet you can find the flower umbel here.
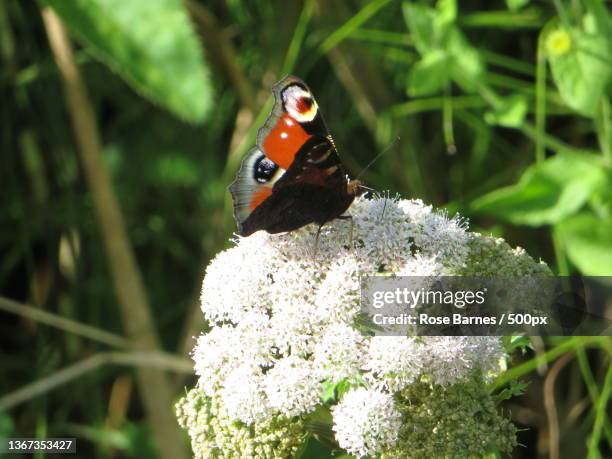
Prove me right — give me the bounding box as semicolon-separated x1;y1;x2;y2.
332;387;402;458
177;196;549;458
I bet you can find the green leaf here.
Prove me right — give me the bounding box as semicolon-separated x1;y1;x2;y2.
403;3;484;93
546;24;611;117
321;379;352;403
408;50;451;96
296;436;344;459
471;155;608;226
502;335;532;354
494;379;529;403
402;3;442;54
583;0;612;37
555;212;612;275
306;405;333;426
506;0;530;11
335;379;352;399
321;381;337;403
446;28;484;92
484;94;528;128
436;0;457;25
44;0;213;123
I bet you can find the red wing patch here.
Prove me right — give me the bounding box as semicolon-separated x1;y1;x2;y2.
262;114;309;170
249;187;273;210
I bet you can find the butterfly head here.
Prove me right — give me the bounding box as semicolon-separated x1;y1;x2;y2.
348;179;364;197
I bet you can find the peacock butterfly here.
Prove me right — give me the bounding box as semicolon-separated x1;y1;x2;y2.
229;76;362;236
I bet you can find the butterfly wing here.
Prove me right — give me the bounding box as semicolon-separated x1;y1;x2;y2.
229;147;285;235
256;75;332;169
229;76;358;236
237;136;356;236
274;136;347;190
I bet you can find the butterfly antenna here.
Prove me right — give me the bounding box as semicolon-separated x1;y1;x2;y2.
357;184;377;193
355;136;400;180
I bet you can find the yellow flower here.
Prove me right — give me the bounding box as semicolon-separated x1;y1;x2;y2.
546;29;572;56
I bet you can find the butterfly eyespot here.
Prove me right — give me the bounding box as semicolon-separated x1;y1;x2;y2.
282;85;318;122
296;97;313;113
254;155;278;183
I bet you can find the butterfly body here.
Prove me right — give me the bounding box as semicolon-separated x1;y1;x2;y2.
230;76;361;236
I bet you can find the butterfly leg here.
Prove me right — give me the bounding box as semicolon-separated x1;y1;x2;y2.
312;223;324;260
336;215;354;249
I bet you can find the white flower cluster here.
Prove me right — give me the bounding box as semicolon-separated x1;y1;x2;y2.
331;387;401;458
185;196;530;457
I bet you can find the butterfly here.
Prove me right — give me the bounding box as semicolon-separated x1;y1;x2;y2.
229;76;362;237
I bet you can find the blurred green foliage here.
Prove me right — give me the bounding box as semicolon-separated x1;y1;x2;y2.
1;0;611;458
42;0;213;122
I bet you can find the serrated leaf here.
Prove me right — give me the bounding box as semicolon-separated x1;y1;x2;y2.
547;25;611;117
471;155;608;226
44;0;213;123
554;212;612;275
495;379;528;403
485;94;528;128
408;50;450;96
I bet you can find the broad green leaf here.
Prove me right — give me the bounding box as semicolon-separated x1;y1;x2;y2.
471;155;608;226
306;405;333;427
44;0;213;123
403;3;484;93
589;177;612;218
506;0;530;11
408;50;450;96
583;0;612;37
555;212;612;275
297;436;339;459
403;3;442;54
446;28;484;92
436;0;457;25
484;94;528;128
546;24;611;117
